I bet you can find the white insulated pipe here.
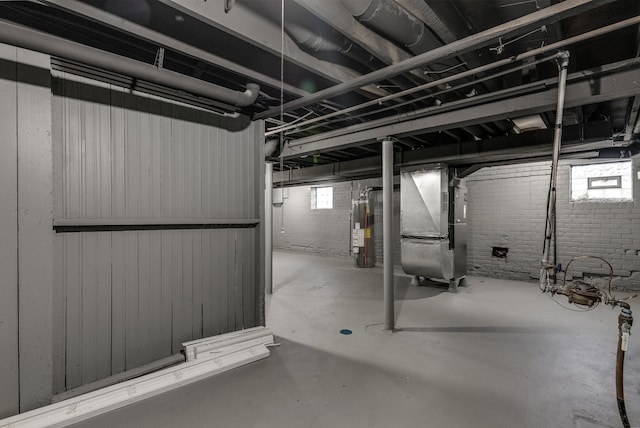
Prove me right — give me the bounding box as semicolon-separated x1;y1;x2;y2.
265;163;274;295
542;52;570;276
0;19;259;107
382;138;394;331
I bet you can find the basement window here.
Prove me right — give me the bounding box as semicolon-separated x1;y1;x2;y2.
570;161;632;202
311;186;333;209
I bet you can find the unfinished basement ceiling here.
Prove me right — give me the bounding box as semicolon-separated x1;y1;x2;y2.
1;0;639;177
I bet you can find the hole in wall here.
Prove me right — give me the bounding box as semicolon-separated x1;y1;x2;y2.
492;247;509;259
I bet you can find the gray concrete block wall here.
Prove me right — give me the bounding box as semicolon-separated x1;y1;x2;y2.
272;178;402;265
467;158;640;290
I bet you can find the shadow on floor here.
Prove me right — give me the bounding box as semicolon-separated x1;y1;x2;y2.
69;337;533;428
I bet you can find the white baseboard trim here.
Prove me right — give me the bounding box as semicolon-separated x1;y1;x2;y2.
0;344;270;428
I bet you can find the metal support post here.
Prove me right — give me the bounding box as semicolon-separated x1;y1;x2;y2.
382;138;395;331
265;162;273;295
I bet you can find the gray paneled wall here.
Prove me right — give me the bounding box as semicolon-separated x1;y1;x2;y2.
0;44;21;419
51;74;264;393
0;45;54;416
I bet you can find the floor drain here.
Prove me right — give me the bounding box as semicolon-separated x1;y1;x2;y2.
340;329;352;335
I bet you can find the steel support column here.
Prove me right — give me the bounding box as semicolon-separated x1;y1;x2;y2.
265;162;273;295
382;138;394;331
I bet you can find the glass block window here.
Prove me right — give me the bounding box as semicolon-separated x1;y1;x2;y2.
310;186;333;209
571;161;632;202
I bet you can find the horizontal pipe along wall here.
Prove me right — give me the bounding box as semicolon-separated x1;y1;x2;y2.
51;72;264;394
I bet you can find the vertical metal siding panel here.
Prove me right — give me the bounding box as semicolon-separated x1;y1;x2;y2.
78;81;94;218
242;127;249;219
241;130;251;328
80;233;97;384
201;116;211;218
149;100;164;217
159;104;173;354
210;231;221;335
160;231;173;355
241;230;248;329
124;95;139;218
257;120;266;326
182;231;194;342
51;82;67;395
124;231;139;369
95;233;112;379
110;232;126;375
171;230;184;353
138;95;152;218
231;229;238;330
111;88;126;218
17;48;54;410
219;126;231;332
65;234;82;390
149;232;165;358
137;231;152;364
171;109;184;218
52;234;66;395
66;78;81;218
220;229;229;333
0;44;19;417
190;119;201;218
201;230;212;336
192;231;203;339
98;88;112;218
160;102;172;218
200;118;212;337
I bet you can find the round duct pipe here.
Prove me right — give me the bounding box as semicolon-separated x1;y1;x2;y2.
341;0;462;74
0;19;260;107
342;0;440;52
264;139;280;157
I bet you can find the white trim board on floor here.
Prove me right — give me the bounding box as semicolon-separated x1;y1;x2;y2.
0;337;272;427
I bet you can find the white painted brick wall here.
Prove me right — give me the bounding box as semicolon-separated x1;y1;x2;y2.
273;158;640;290
273;178;402;265
467;158;640;290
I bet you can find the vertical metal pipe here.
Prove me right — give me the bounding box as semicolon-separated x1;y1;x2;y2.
542;51;570;267
265;162;273;295
382;138;394;331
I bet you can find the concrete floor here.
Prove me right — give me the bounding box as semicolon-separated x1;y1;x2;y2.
72;251;640;428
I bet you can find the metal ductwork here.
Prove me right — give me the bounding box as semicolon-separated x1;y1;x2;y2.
400;164;467;292
342;0;441;53
259;1;428;99
264;138;280;157
282;19;375;67
341;0;465;76
0;19;260;108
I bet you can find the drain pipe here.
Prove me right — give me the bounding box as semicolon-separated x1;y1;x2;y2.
540;51;569;280
382;137;395;331
0;19;259;107
265;162;274;295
